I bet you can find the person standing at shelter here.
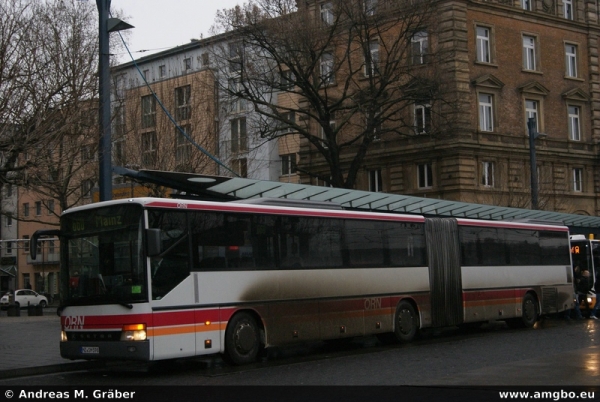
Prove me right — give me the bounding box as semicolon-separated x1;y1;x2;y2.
577;269;592;318
565;265;584;319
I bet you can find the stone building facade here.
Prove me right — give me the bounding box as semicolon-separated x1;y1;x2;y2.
294;0;600;216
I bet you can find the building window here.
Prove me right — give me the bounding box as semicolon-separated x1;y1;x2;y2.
320;52;335;85
411;31;429;65
522;35;537;71
418;163;433;189
369;169;383;192
176;125;192;163
476;26;491;63
321;2;334;25
320;115;336;148
143;69;149;81
232;158;248;178
364;0;377;15
564;0;574;19
81;145;93;162
280;70;295;90
184;58;192;70
281;154;297;176
228;79;246;113
114;138;126;166
478;93;494;132
6;215;12;227
525;99;539;132
565;44;577;78
521;0;532;10
573;168;583;192
47;199;54;215
229;42;243;73
202;52;210;67
141;95;156;129
35;201;42;216
364;40;379;76
482;161;495;187
23;235;29;253
175;85;191;121
23;202;29;217
6;241;12;255
231;118;247;153
568;105;581;141
141;132;157;167
113;105;126;136
82;180;94;198
414;103;432;134
159;65;166;78
280;111;296;134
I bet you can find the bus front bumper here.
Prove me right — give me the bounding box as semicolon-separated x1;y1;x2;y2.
60;341;150;361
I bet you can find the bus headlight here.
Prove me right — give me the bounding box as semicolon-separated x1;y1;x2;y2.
121;324;147;341
588;297;593;304
61;331;68;342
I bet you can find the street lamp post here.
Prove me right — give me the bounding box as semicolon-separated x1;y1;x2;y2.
96;0;133;202
527;117;546;210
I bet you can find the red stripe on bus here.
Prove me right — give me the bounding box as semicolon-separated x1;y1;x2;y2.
462;288;528;302
145;200;425;223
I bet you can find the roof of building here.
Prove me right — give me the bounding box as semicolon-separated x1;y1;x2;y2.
114;167;600;234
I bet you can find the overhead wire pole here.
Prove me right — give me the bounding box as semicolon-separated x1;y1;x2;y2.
96;0;133;201
527;117;546;210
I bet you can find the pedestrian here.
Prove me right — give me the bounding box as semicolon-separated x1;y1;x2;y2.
590;270;600;319
565;265;584;320
577;269;592;318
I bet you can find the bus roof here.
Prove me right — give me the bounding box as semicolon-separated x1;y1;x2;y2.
63;197;568;231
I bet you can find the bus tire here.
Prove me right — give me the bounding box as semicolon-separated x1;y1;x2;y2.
521;293;539;328
393;300;419;342
224;312;261;365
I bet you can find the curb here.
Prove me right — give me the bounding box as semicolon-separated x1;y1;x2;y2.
0;361;106;380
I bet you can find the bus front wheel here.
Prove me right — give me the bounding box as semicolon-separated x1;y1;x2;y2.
394;300;419;342
224;312;261;365
521;293;539;328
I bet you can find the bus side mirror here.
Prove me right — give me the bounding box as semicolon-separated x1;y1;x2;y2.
146;229;162;257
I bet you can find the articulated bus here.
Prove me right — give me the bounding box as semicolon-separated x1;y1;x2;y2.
32;198;573;365
570;235;599;309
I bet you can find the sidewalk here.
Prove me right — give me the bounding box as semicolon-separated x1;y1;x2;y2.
0;308;103;380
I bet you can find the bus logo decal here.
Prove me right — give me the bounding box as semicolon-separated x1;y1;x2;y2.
365;298;382;311
64;315;85;329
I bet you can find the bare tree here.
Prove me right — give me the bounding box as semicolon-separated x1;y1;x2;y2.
0;0;125;223
211;0;460;188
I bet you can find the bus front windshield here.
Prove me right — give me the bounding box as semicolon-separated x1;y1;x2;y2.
62;204;147;306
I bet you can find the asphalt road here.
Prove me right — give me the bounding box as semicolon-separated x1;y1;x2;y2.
0;315;597;387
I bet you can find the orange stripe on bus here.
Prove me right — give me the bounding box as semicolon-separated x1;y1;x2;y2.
148;323;227;337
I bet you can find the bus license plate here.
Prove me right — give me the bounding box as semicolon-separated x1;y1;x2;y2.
81;346;99;354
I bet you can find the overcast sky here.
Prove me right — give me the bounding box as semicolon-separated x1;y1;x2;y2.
114;0;243;62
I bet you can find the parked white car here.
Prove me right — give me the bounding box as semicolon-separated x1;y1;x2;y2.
0;289;48;309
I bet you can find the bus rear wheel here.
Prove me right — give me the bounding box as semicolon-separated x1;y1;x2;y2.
225;312;261;365
393;300;419;342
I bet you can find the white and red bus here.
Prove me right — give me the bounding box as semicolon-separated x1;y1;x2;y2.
32;197;573;365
